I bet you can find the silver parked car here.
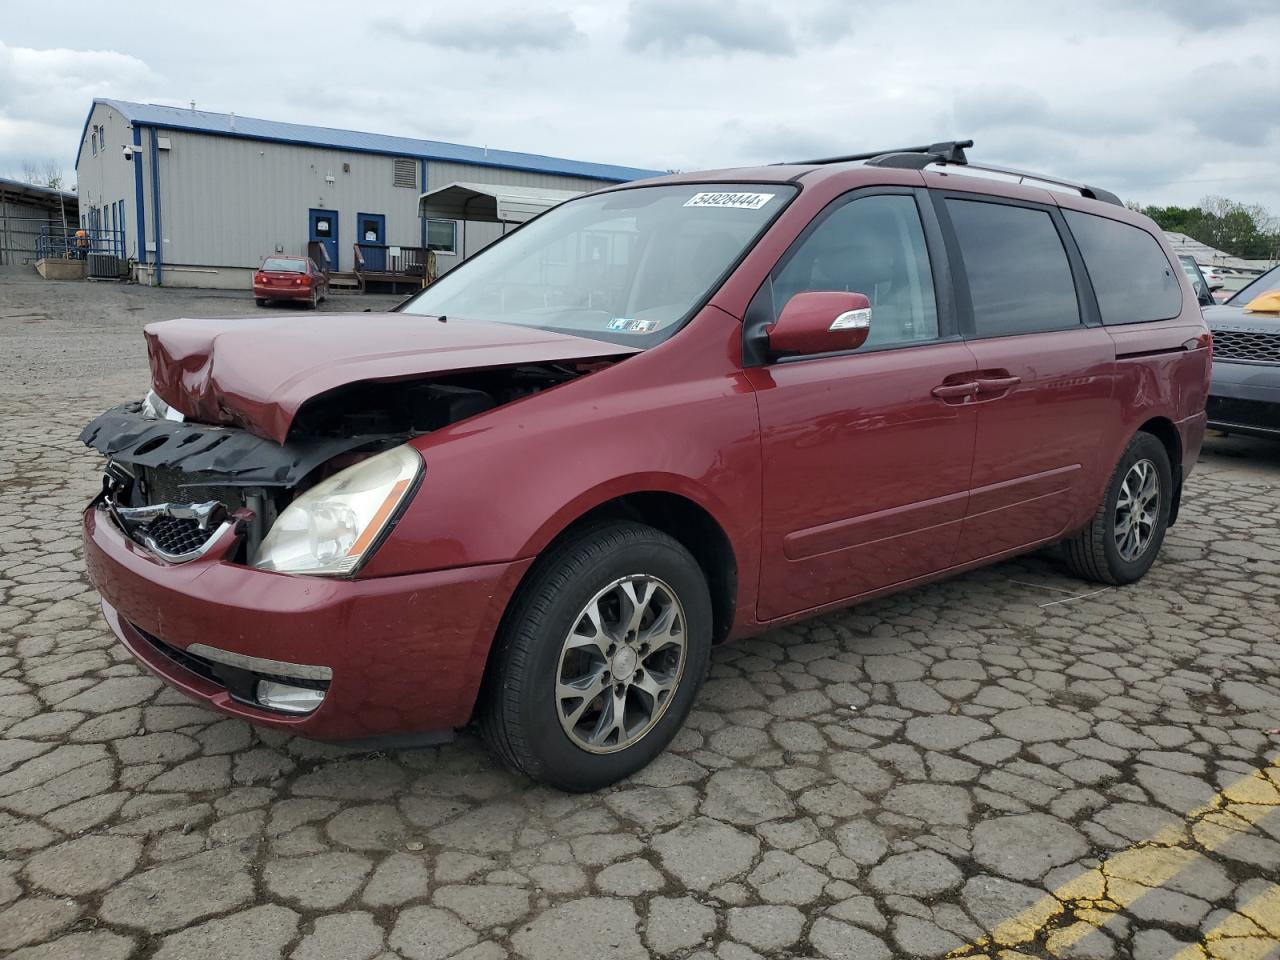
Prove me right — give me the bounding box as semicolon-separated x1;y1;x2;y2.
1203;264;1280;438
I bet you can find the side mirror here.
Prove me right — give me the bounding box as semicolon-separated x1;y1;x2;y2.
766;291;873;358
1198;287;1214;307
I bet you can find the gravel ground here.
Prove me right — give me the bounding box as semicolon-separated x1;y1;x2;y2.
2;270;1278;960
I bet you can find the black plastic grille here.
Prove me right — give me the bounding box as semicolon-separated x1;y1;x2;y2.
1211;329;1280;364
137;628;224;687
144;516;213;556
1207;396;1280;433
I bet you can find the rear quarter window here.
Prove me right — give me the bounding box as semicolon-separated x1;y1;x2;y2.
1063;211;1182;325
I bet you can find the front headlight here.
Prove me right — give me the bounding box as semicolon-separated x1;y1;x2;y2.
251;445;421;576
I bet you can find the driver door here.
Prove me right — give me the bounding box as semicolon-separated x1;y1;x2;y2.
749;189;979;621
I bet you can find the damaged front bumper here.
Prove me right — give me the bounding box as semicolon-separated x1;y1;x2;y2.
83;502;533;739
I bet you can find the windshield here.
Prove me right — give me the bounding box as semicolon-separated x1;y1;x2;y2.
400;183;795;344
1227;264;1280;306
262;258;305;273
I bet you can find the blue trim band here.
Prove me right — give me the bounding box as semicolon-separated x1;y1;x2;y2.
149;127;163;285
132;125;146;264
420;159;428;249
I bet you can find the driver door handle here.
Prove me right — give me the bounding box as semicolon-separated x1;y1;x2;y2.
931;381;980;400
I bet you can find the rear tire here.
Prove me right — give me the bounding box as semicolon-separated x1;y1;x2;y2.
255;298;268;307
481;522;712;792
1061;432;1172;585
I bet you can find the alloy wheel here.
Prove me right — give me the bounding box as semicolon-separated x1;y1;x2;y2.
555;574;687;754
1115;458;1160;562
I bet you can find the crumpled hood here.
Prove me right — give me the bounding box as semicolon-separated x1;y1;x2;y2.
146;312;640;444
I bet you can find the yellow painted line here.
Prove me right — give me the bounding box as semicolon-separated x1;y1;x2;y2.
949;760;1280;956
1165;883;1280;960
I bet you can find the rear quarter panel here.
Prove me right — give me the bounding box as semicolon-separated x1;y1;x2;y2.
1054;195;1211;503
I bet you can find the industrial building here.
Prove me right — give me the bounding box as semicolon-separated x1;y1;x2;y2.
73;99;661;289
0;176;78;267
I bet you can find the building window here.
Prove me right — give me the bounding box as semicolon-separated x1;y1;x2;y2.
426;219;458;255
393;158;417;188
91;127;98;156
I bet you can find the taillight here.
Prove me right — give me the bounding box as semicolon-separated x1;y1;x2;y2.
296;276;308;286
254;273;265;283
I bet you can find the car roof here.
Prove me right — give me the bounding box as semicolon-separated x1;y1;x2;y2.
620;159;1130;220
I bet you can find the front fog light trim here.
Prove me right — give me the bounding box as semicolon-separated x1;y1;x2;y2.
256;679;327;715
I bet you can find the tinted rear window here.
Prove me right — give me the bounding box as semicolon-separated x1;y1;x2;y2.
946;199;1080;337
262;258;305;273
1064;211;1181;324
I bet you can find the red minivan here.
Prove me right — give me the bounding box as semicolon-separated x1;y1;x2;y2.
82;142;1209;790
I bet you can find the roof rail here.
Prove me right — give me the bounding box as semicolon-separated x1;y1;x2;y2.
925;160;1124;206
787;139;1123;207
788;140;972;166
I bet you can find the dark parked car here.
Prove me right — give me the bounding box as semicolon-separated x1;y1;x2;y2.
253;255;329;308
81;141;1209;790
1179;254;1219;307
1202;264;1280;438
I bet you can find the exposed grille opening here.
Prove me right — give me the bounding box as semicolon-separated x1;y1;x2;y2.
1211;329;1280;365
140;466;248;514
394;158;417;188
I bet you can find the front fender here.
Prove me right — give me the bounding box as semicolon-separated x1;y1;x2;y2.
358;307;762;584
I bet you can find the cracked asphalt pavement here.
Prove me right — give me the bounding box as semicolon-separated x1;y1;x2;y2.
2;269;1279;959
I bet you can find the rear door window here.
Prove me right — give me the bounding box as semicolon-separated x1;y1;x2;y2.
946;199;1080;338
1065;211;1182;324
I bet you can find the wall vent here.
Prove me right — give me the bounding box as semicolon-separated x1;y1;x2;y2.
394;158;416;188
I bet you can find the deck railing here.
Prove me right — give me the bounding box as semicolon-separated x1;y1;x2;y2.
353;243;436;289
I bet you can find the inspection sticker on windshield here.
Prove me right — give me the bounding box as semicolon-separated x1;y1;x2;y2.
684;192;775;210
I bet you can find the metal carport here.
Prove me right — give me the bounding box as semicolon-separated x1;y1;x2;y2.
417;182;582;226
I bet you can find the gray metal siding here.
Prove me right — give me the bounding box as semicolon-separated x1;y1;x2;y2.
75;104;138;259
75;123;628;276
151;131;424;271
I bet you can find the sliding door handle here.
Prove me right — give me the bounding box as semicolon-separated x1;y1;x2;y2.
975;375;1022;393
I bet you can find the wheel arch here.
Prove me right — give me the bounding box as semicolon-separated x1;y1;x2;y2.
1137;415;1183;524
515;486;740;647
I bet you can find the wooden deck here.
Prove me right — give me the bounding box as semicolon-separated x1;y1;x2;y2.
306;240;437;294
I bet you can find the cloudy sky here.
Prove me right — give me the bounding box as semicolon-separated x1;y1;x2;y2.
2;0;1278;212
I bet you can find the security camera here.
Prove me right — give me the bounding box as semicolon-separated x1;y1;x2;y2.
122;145;134;161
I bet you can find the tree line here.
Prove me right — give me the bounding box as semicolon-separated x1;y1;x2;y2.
1130;195;1280;261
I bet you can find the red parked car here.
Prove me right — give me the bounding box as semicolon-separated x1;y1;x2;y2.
82;142;1209;790
253;255;328;308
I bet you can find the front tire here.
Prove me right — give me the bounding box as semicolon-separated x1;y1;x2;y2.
481;522;712;792
1061;432;1172;585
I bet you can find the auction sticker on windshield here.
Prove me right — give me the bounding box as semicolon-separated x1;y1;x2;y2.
684;192;775;209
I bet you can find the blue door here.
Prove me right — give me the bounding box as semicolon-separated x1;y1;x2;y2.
309;209;339;271
358;213;386;271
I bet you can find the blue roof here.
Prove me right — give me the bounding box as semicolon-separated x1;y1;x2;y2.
78;99;663;183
